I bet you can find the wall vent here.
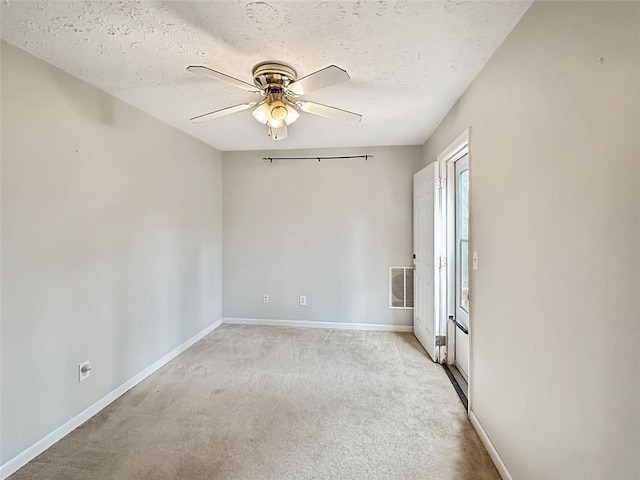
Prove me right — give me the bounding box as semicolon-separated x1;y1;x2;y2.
389;266;414;309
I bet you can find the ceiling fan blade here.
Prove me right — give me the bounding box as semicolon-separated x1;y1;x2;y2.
287;65;350;96
190;102;257;123
187;65;262;93
296;101;362;124
269;123;288;140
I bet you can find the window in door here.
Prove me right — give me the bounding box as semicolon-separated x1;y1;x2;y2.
457;167;470;316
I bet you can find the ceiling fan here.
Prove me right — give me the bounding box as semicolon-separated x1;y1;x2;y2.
187;61;362;140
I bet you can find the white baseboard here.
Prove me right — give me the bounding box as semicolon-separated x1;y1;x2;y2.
0;318;223;480
469;410;513;480
223;317;413;332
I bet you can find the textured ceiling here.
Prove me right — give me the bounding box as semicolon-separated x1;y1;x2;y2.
0;0;531;151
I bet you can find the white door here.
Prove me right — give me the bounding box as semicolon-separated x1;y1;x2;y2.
413;163;440;362
454;154;470;380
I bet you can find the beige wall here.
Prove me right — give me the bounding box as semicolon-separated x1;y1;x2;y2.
422;2;639;479
222;146;422;326
0;42;223;464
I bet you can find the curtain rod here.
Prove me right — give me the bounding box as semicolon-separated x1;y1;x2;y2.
263;155;373;162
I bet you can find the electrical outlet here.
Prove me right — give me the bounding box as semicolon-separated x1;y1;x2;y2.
79;360;92;382
299;295;307;306
472;251;479;271
263;294;269;304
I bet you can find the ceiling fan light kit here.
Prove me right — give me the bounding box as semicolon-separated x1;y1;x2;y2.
251;97;299;127
187;61;361;141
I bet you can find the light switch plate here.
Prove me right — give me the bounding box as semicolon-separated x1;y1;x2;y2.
472;251;479;271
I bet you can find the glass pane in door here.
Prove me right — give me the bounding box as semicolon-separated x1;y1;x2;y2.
458;169;469;313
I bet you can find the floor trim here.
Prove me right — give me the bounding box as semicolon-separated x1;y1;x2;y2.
469;410;513;480
0;318;223;480
223;317;413;332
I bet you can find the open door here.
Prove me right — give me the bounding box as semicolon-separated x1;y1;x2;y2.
413;163;442;362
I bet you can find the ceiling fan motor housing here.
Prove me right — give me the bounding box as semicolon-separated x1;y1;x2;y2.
251;61;298;91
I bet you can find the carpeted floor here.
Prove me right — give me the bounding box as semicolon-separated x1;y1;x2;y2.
10;325;500;479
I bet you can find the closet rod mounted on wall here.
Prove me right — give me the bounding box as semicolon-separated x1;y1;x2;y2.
263;155;373;163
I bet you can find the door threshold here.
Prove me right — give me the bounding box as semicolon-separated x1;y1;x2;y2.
443;364;468;410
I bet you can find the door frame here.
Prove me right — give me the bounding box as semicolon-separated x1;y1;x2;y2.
437;128;472;412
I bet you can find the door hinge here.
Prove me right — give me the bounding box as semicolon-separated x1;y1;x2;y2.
435;177;445;189
438;256;447;268
436;335;446;347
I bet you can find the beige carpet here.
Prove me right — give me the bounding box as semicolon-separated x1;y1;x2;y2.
10;325;499;479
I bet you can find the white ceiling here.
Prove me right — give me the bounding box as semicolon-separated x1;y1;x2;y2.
0;1;531;151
